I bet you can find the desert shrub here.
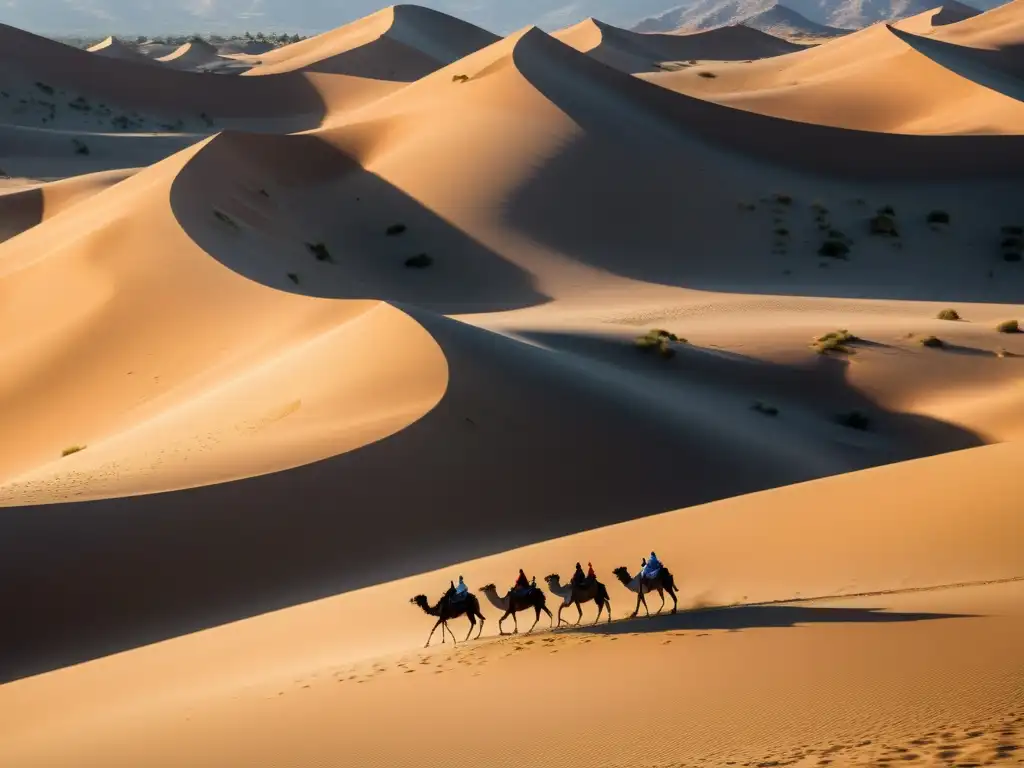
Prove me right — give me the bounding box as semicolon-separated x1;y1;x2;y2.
774;193;793;205
287;272;299;284
818;239;849;258
698;71;717;78
404;253;433;268
878;205;895;216
635;329;685;359
810;201;828;213
213;209;238;229
451;74;469;83
869;213;898;236
995;319;1019;333
69;96;90;111
200;112;214;127
258;188;269;197
926;210;950;224
72;139;89;156
918;335;944;348
827;229;848;241
35;82;54;95
936;308;960;321
835;411;870;431
774;227;789;237
751;401;779;416
61;445;86;457
306;242;331;261
737;201;756;211
386;223;407;236
812;329;858;354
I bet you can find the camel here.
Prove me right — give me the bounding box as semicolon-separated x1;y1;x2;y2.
544;574;612;625
409;591;486;647
612;565;678;617
479;583;553;634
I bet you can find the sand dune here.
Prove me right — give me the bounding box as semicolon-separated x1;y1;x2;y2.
0;439;1020;764
244;4;499;79
553;17;801;73
895;0;982;32
86;36;155;64
0;2;1022;765
642;19;1024;133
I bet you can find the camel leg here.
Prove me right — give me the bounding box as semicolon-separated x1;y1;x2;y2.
499;611;513;635
632;587;649;618
464;614;475;642
557;602;567;627
527;606;541;633
656;588;666;615
444;620;458;645
574;601;583;626
594;599;603;624
605;598;612;623
543;604;554;628
667;586;678;614
510;611;519;634
425;617;444;647
475;613;486;639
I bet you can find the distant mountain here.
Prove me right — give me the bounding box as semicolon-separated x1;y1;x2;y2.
740;5;850;39
632;0;998;32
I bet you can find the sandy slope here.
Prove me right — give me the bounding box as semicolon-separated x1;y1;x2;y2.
0;441;1021;765
0;4;1023;766
244;5;500;79
642;20;1024;133
553;18;801;73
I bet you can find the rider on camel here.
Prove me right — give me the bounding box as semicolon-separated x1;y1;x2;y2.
455;575;469;597
587;561;596;581
571;562;587;587
514;569;530;592
641;551;663;580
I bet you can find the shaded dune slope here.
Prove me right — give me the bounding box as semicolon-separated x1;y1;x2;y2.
643;21;1024;133
245;4;499;79
553;18;800;73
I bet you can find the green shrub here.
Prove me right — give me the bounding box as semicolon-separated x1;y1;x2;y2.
936;308;960;321
404;253;433;268
995;319;1019;333
306;242;331;261
813;329;858;354
835;411;870;431
635;329;685;359
870;213;898;236
818;239;850;258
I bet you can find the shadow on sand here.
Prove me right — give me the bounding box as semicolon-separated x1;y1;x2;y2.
562;603;974;636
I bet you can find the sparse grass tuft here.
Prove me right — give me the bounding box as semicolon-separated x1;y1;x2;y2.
287;272;299;284
698;71;717;78
61;445;86;457
751;401;779;416
995;319;1020;333
818;239;850;259
869;213;898;237
936;308;960;321
773;193;793;205
35;81;54;95
635;329;686;359
774;227;789;237
386;223;407;236
404;253;433;268
72;138;90;156
812;329;858;354
835;411;870;431
926;210;950;225
306;242;331;262
918;335;944;348
878;205;895;216
451;74;469;83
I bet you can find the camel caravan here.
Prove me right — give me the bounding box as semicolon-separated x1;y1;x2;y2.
409;552;679;647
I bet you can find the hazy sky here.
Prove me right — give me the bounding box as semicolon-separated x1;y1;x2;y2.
0;0;687;36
